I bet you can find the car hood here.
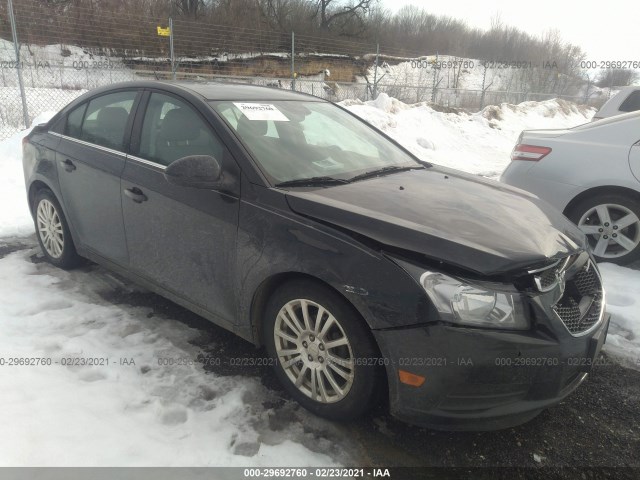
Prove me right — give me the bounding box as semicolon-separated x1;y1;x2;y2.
284;167;586;276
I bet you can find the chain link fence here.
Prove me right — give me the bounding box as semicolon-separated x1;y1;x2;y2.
0;0;615;140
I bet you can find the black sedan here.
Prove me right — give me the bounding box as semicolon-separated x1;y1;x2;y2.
22;81;609;430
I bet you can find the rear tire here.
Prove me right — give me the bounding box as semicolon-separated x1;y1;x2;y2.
264;280;380;421
33;189;81;269
566;193;640;265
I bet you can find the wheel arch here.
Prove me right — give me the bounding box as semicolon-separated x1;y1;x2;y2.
563;185;640;216
250;270;389;409
28;179;81;252
250;271;374;348
28;180;54;216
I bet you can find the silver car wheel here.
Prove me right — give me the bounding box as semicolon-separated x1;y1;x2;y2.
36;199;65;259
274;299;355;404
578;203;640;259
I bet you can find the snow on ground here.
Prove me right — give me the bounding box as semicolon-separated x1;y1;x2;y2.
598;263;640;368
0;250;348;466
355;55;618;101
342;93;595;177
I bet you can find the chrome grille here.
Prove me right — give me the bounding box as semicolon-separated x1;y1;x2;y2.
530;256;572;292
573;265;599;296
552;259;603;335
537;267;559;290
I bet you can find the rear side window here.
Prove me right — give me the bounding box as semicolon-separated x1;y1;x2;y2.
80;91;137;151
619;91;640;113
138;92;225;166
65;103;87;138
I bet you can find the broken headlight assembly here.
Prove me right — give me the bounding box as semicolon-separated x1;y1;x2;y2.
419;271;529;330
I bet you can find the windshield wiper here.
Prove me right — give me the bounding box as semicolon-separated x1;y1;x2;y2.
348;165;426;182
274;176;350;188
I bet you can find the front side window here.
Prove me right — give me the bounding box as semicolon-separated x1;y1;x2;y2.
80;91;137;151
138;92;225;166
212;101;420;184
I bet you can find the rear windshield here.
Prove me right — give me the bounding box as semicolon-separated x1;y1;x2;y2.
619;90;640;113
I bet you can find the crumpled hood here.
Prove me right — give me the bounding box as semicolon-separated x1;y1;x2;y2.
285;167;586;275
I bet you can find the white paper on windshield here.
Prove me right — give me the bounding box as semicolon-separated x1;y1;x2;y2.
312;157;343;170
233;103;289;121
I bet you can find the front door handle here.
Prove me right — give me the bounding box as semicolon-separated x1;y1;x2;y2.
124;187;148;203
61;159;76;172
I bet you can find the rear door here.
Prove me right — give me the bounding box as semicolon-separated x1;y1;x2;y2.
121;90;240;324
54;90;141;265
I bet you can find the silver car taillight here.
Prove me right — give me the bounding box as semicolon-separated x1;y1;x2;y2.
511;144;552;161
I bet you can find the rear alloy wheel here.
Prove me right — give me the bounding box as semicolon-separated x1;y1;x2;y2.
33;189;81;269
264;281;379;420
568;194;640;264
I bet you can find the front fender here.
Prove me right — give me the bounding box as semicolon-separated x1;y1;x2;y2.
236;185;431;343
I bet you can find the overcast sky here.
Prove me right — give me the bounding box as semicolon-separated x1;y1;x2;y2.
382;0;635;63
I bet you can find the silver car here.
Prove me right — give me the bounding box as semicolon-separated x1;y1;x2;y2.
501;110;640;264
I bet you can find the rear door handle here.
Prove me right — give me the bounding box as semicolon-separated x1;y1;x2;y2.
124;187;148;203
61;159;76;172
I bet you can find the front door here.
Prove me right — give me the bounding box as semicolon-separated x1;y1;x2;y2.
121;91;240;323
55;90;140;265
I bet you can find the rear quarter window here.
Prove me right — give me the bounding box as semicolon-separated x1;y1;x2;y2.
80;91;137;151
65;103;87;138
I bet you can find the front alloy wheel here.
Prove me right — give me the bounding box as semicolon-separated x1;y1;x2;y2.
33;189;81;269
274;299;355;404
36;199;64;258
265;280;379;420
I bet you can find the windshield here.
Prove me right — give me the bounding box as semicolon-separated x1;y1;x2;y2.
211;100;421;184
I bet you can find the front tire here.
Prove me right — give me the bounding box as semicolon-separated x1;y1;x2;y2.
567;193;640;265
264;280;380;420
33;189;81;269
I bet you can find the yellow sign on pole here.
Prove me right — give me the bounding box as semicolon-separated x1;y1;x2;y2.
157;26;171;37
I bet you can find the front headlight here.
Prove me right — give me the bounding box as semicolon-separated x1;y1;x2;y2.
420;271;529;330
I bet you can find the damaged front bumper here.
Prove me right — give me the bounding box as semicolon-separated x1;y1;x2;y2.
373;308;610;431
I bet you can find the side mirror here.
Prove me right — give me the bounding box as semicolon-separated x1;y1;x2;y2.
164;155;226;189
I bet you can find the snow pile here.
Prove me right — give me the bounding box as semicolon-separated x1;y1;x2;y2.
0;112;55;237
598;264;640;367
0;40;138;90
358;56;495;90
0;250;346;466
343;94;595;177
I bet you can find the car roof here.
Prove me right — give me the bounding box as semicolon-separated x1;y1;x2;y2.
84;80;326;102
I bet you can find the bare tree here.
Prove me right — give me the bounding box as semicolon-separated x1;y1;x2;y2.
311;0;372;33
259;0;293;30
597;69;639;88
173;0;204;18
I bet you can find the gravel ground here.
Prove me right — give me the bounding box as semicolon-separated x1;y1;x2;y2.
3;237;639;479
